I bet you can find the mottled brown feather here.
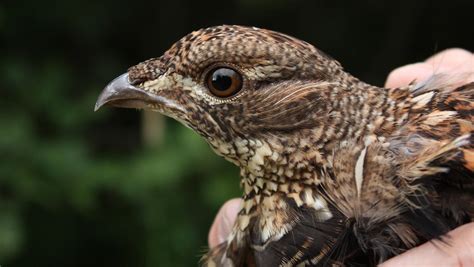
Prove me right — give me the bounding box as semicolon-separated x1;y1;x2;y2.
98;25;473;267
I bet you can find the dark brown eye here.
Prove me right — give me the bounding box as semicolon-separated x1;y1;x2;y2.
206;67;243;97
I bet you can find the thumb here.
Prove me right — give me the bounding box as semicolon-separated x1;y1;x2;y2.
208;198;241;248
379;222;474;267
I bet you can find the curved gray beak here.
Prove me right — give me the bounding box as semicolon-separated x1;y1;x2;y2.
95;73;166;111
95;72;187;116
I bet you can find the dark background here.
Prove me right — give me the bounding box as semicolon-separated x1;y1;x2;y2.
1;0;473;266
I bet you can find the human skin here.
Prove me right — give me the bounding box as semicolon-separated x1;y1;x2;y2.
208;48;474;266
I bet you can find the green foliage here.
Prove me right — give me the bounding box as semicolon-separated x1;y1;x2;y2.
1;81;240;266
0;56;240;265
0;2;244;265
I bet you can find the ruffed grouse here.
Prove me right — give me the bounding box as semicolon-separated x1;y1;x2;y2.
95;25;474;266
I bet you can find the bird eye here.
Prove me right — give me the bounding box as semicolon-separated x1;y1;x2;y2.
206;67;243;97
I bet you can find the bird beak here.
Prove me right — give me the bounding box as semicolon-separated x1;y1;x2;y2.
95;73;154;111
95;73;184;113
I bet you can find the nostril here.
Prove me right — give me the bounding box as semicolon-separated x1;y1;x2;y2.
128;77;146;86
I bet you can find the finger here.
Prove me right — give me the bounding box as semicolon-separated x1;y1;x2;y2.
385;62;434;88
425;48;474;73
385;48;474;88
208;198;241;248
379;222;474;267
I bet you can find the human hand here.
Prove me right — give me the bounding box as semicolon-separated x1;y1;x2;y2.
208;198;241;248
381;48;474;267
385;48;473;88
208;48;474;266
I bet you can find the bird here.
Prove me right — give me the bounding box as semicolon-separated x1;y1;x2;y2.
95;25;474;266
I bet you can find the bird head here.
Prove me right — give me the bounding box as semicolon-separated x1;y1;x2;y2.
96;25;351;167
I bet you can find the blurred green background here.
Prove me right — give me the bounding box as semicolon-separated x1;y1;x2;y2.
0;0;472;266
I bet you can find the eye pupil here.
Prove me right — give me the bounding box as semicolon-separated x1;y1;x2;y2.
206;67;243;97
211;70;233;91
